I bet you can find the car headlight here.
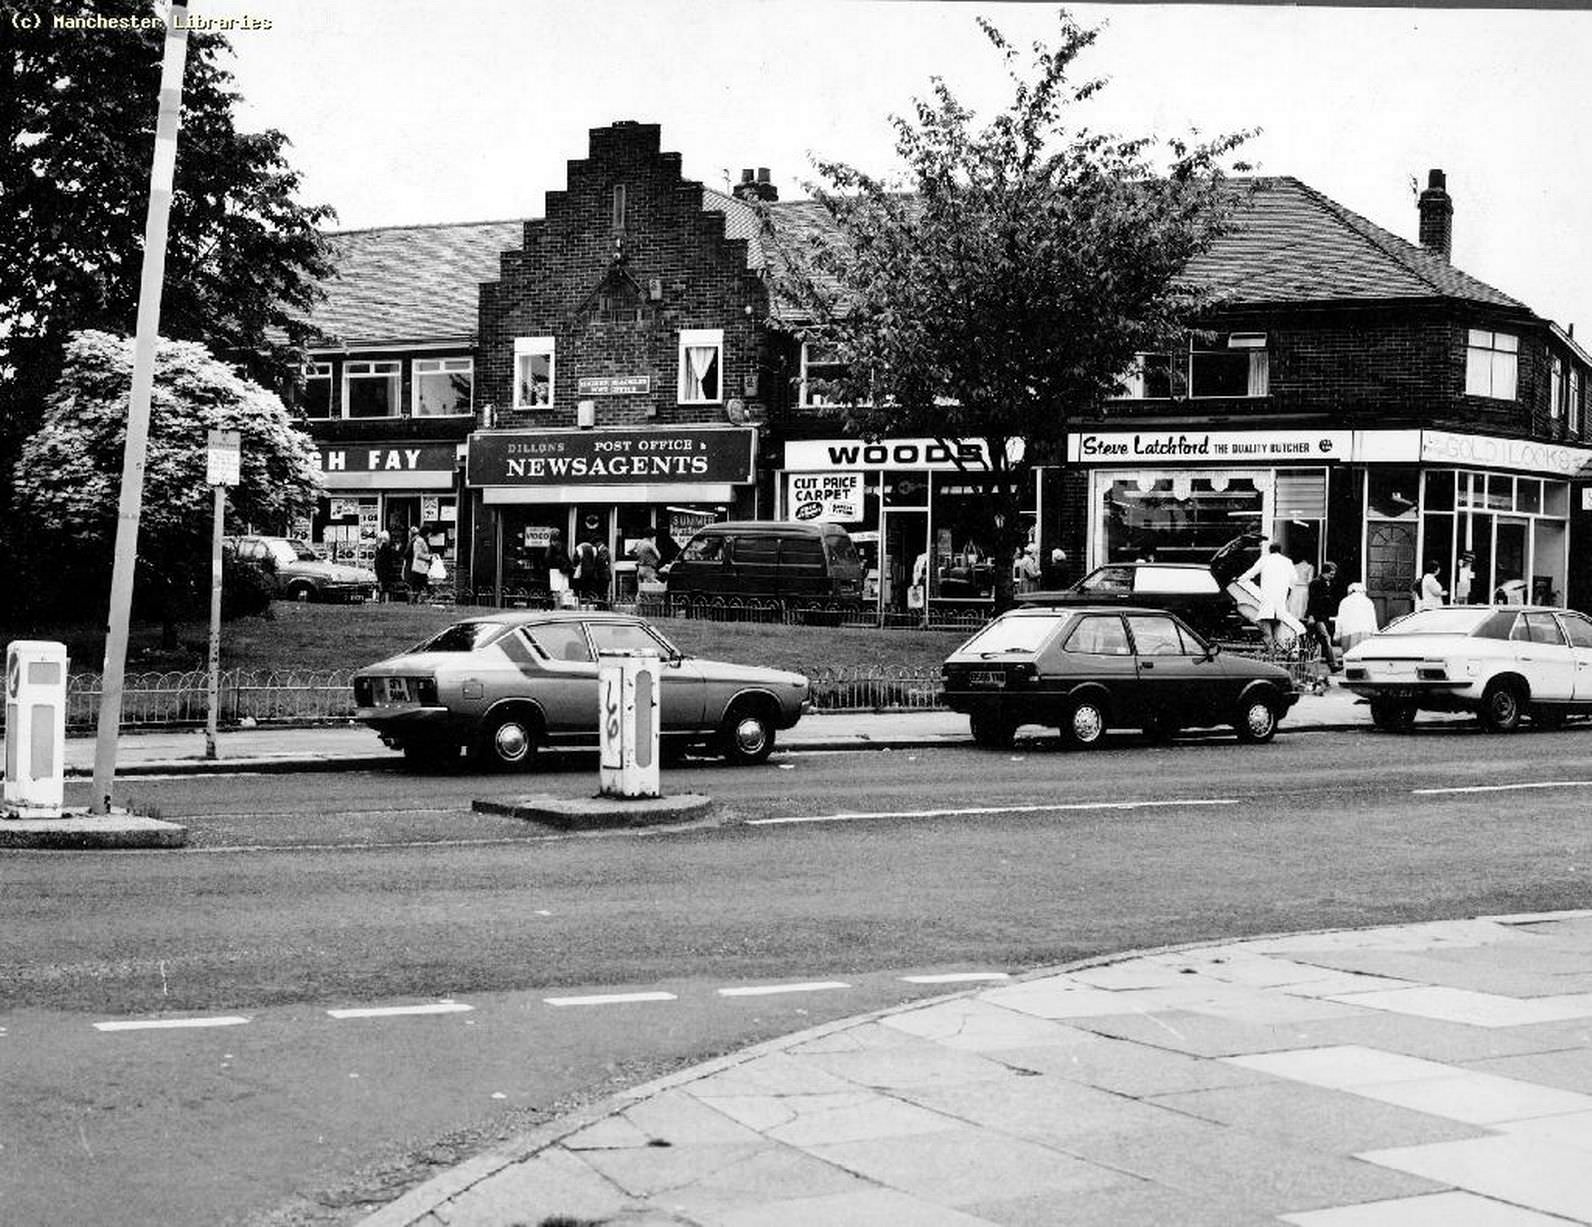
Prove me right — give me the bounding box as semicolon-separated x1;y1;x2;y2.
414;677;439;705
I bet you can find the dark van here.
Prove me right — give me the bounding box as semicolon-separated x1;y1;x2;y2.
663;521;864;605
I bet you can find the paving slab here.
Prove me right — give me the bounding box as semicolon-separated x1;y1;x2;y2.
1359;1134;1592;1222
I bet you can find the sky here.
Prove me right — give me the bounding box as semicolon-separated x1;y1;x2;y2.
197;0;1592;337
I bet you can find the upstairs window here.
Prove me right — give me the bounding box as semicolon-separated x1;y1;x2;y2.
1572;368;1583;436
679;329;723;404
413;357;473;417
1465;329;1518;400
1550;356;1564;421
302;362;333;419
800;341;848;407
1113;335;1268;400
343;360;401;418
513;337;555;410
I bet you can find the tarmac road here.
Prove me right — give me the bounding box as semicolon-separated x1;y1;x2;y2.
3;727;1591;1225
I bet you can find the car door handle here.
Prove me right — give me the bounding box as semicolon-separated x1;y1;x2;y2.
1141;660;1155;669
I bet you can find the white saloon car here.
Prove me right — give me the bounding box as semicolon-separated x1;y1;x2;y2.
1341;605;1592;732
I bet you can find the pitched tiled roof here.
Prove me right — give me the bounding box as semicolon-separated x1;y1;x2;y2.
1185;177;1524;310
299;175;1529;346
302;219;524;347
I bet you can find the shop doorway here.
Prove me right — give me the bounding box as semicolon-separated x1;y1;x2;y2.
881;510;928;614
1493;517;1529;603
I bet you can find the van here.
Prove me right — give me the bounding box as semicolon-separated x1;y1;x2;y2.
662;521;865;605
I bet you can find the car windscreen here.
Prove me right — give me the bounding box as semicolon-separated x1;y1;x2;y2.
409;621;504;653
825;535;861;568
1377;608;1501;637
958;613;1067;655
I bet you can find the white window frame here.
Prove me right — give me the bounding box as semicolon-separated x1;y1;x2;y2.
342;360;402;419
1111;335;1269;400
1571;368;1583;436
513;337;555;411
302;361;333;419
1465;329;1519;401
1550;356;1564;421
799;340;847;408
411;356;474;418
678;328;724;405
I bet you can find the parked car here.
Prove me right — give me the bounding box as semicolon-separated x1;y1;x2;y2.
942;605;1299;748
662;521;864;607
1341;604;1592;732
352;609;811;769
227;535;377;603
1018;561;1263;644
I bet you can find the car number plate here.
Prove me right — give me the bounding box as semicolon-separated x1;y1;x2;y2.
381;677;411;704
969;670;1006;687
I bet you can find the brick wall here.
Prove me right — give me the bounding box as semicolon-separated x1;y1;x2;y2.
478;122;770;430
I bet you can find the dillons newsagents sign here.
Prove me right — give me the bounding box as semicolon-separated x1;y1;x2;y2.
467;427;757;486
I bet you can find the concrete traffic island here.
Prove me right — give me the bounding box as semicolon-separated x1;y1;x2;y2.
471;792;714;831
0;810;188;850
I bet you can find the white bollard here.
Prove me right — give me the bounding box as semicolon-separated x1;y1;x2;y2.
4;641;70;819
598;651;661;799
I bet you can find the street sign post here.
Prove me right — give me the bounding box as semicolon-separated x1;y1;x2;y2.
205;430;241;759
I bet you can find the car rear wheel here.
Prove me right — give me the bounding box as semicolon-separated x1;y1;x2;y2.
719;703;776;765
1234;695;1279;743
478;710;538;770
1479;680;1525;733
969;710;1017;749
1061;698;1107;749
1369;699;1418;732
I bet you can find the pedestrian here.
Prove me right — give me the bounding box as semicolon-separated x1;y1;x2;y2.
1240;541;1296;648
545;529;572;605
1013;543;1041;594
1336;581;1379;653
1043;547;1070;590
1288;556;1314;621
1305;560;1341;672
405;526;432;603
572;536;603;605
632;530;661;584
1455;551;1475;604
1415;560;1446;611
372;530;398;603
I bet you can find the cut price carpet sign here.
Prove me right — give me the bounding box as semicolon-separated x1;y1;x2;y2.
787;472;863;522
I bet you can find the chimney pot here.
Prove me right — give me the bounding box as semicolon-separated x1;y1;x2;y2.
1418;166;1453;261
757;167;770;183
740;168;754;183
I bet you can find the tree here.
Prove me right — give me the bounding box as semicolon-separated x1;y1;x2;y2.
760;12;1255;610
0;0;334;501
11;330;323;635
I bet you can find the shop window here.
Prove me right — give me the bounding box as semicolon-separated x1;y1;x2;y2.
1366;468;1420;520
513;338;554;410
679;329;723;404
302;362;333;419
1098;472;1265;566
1423;471;1455;513
412;357;473;417
800;341;848;407
1465;329;1518;400
344;360;401;418
1517;479;1542;515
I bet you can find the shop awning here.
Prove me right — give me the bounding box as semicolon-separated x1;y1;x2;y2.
482;483;740;505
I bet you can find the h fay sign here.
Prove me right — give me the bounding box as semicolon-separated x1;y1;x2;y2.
317;443;459;490
786;472;864;523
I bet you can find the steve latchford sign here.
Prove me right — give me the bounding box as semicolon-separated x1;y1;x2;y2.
468;427;757;486
1067;430;1352;464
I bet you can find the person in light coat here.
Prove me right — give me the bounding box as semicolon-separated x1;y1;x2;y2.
1415;560;1446;612
1241;542;1296;648
1336;582;1380;652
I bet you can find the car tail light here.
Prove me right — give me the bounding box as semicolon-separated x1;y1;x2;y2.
1344;667;1368;682
353;677;373;704
1416;663;1448;681
414;678;439;705
1011;662;1038;684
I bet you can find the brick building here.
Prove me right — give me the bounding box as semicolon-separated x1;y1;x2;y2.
292;124;1592;619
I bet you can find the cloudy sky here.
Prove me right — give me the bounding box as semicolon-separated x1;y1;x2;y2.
201;0;1591;336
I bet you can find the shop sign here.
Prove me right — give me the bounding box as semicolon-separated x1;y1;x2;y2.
784;437;1004;471
1069;430;1351;464
318;443;457;474
787;472;864;522
576;375;652;396
1420;429;1592;478
468;427;756;486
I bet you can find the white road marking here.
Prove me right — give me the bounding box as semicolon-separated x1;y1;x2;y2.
1414;781;1592;796
901;972;1012;984
94;1016;249;1032
544;991;678;1007
747;798;1241;825
326;1002;474;1020
717;981;851;997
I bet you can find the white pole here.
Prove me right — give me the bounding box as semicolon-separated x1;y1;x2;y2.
90;4;191;813
204;483;225;760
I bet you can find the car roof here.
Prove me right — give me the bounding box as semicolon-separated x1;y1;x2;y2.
690;520;841;535
999;605;1185;617
451;609;649;627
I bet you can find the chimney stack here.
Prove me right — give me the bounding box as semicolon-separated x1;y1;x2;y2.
1418;168;1452;261
733;166;778;204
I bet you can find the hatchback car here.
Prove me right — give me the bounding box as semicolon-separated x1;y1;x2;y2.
942;605;1299;748
1341;604;1592;732
228;535;377;603
1019;562;1261;643
352;610;811;769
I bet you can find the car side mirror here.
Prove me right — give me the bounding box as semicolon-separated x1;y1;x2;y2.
1204;642;1222;661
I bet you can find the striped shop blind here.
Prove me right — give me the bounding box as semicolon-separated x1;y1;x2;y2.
1276;470;1326;519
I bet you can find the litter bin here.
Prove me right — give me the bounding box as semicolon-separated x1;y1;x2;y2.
4;640;69;818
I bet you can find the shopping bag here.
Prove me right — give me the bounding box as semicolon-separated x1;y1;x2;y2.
428;556;447;582
906;584;925;610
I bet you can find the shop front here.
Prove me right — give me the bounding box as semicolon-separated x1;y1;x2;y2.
313;441;464;572
466;426;759;602
1068;427;1592;626
779;437;1035;618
